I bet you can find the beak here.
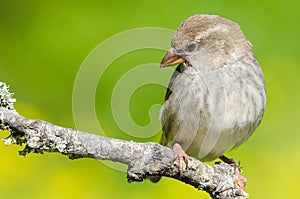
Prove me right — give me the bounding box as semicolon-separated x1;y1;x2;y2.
160;51;185;68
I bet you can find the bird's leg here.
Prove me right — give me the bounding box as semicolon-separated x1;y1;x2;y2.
172;143;189;178
219;155;247;192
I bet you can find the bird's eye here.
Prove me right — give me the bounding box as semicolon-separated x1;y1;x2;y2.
186;42;196;52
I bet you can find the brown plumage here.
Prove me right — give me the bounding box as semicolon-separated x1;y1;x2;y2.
151;15;266;185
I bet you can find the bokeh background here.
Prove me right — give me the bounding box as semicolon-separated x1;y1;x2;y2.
1;0;300;198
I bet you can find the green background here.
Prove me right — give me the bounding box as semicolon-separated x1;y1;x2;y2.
1;0;300;198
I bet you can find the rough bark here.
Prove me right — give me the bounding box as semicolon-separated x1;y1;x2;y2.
0;82;248;199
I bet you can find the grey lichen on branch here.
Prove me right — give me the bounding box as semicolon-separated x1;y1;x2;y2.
0;82;16;110
0;82;248;199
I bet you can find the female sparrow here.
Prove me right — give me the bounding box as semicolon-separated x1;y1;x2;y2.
152;15;266;190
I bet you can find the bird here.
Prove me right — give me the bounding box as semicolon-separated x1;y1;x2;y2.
151;14;266;190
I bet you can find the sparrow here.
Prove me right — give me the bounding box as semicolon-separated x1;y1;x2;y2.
151;14;266;190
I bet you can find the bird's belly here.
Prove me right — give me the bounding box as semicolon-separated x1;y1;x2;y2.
161;70;265;161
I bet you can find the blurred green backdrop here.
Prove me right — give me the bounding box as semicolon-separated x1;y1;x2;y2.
1;0;300;198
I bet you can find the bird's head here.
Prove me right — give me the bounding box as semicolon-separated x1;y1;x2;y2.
160;14;252;70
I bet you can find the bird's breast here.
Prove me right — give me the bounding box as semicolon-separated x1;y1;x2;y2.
161;63;266;161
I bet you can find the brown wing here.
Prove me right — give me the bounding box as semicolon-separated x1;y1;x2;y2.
160;64;184;146
164;64;184;101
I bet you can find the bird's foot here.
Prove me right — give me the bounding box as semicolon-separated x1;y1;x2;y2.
219;156;248;195
232;163;247;192
172;143;189;178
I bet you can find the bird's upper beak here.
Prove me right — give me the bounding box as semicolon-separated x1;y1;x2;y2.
160;51;186;68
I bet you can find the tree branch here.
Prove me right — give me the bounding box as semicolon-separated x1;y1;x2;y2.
0;82;248;199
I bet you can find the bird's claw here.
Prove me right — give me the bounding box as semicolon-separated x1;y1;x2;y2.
172;143;189;178
232;163;247;194
219;156;248;195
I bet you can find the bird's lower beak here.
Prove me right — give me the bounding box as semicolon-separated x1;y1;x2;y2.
160;51;185;68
